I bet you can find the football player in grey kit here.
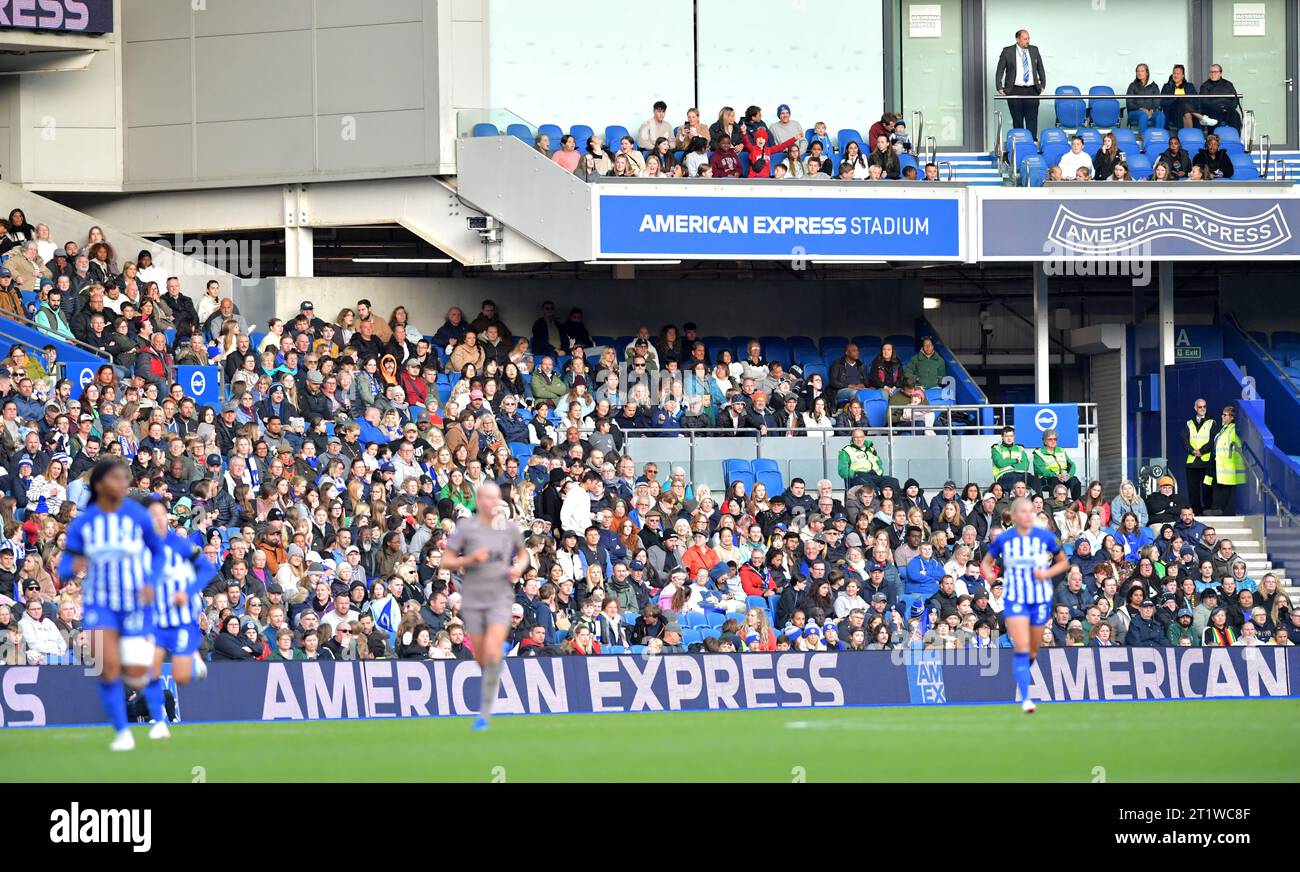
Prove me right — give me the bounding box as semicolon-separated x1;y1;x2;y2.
439;482;531;731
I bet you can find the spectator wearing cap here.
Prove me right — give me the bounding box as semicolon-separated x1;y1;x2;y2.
0;267;20;318
1145;474;1187;525
1126;598;1168;647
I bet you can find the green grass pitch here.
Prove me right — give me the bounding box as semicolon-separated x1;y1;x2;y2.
8;699;1299;783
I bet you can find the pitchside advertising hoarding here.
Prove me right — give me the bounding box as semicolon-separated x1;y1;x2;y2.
594;186;965;260
977;191;1300;261
0;0;112;34
2;648;1294;726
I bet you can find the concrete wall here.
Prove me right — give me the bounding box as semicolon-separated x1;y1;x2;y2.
266;275;923;340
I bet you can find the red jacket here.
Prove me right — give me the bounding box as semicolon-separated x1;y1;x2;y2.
741;131;797;178
683;545;719;579
740;563;776;597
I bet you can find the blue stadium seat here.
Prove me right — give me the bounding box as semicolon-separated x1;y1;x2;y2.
1142;128;1169;154
1039;127;1068;148
802;362;828;383
570;124;595;146
1054;86;1087;128
746;595;770;613
506;123;533;143
1040;141;1068;168
472;122;499;137
1215;126;1242;145
820;336;849;358
682;612;708;628
1178;129;1205;154
899;153;919;176
682;629;703;646
1220;139;1246;155
1111;127;1140;155
1274;331;1300;347
1087;86;1121;128
836;128;864;152
704;612;726;629
851;335;881;351
751;458;784;495
537;123;564;151
864;398;888;427
1076;128;1102;152
723;459;755;493
1126;152;1154;180
885;333;913;350
759;336;790;367
1019;156;1046;187
605;125;631;147
604;645;626;654
1230;152;1261;180
631;645;647;654
1005;128;1036;167
731;335;755;360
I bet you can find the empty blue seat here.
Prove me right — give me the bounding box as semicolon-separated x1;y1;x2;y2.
820;336;849;357
801;362;828;383
1040;140;1068;168
508;441;534;461
885;333;914;350
1230;152;1261;180
1054;86;1087;128
605;125;631;147
1005;127;1036;167
1178;129;1205;154
472;122;499;137
864;398;888;427
570;124;595;146
746;596;770;612
1215;126;1242;144
1126;152;1154;180
1087;86;1121;127
1142;128;1169;154
752;458;784;494
1039;127;1068;147
604;645;626;654
682;629;702;646
851;335;881;351
1274;331;1300;346
1020;156;1046;187
836;128;864;152
723;459;755;493
1220;139;1246;155
1076;128;1102;151
704;612;726;629
682;612;708;628
506;123;533;143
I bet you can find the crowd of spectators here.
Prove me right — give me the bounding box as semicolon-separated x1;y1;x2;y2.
0;211;1289;665
547;102;939;182
1048;63;1243;182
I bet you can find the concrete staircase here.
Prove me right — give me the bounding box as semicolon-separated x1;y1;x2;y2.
1207;515;1298;601
934;152;1002;185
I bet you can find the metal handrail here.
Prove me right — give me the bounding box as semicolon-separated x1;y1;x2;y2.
993;92;1246;101
925;135;937;167
1239;440;1298;556
613;402;1099;487
993;109;1004;162
1261;133;1272;178
938;160;954;182
911;110;925;153
0;307;109;361
1227;313;1300;396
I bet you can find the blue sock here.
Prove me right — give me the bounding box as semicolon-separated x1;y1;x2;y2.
97;679;128;732
143;678;165;723
1013;651;1031;701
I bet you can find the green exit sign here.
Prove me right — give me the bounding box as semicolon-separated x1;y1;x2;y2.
1175;346;1202;361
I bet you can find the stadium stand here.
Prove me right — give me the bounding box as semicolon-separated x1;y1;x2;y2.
0;201;1289;664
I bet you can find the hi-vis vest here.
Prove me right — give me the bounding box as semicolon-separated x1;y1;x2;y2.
1186;418;1214;464
1205;422;1245;486
843;443;882;475
991;443;1029;479
1034;446;1072;477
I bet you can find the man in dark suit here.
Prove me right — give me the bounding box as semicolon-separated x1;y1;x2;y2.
995;29;1046;137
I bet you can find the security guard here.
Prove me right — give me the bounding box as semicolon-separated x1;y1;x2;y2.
837;427;900;495
1182;398;1219;515
1031;428;1081;501
1205;405;1244;515
990;425;1039;493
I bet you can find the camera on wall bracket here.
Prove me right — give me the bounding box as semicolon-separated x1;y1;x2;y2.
468;215;502;244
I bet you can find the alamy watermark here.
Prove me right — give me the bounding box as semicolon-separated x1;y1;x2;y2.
1042;239;1152;287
